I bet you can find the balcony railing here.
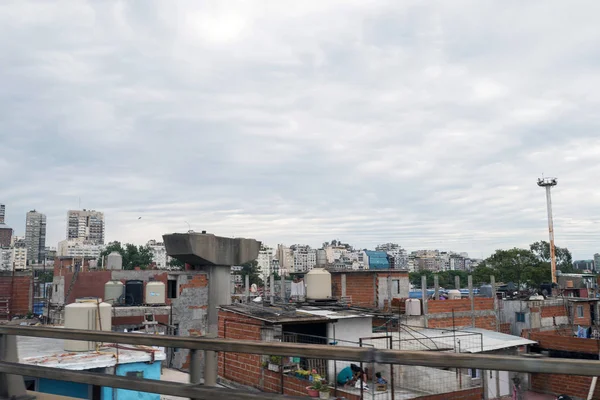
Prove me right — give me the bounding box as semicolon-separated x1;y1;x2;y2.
2;325;600;399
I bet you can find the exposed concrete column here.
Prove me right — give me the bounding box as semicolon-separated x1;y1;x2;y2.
434;275;439;300
455;276;460;290
341;274;347;298
245;275;250;303
205;265;232;386
421;275;428;328
468;275;475;328
270;274;275;306
163;233;260;388
490;275;500;332
387;276;393;311
0;334;29;398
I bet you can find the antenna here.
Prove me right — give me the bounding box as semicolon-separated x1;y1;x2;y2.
537;177;558;284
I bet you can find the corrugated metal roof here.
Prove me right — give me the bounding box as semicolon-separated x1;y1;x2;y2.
17;335;166;370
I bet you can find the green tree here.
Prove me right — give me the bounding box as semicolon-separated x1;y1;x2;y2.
168;258;186;270
99;241;153;270
240;260;263;286
530;241;574;273
472;264;495;285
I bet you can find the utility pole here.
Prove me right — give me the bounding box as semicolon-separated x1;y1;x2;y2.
537;177;558;284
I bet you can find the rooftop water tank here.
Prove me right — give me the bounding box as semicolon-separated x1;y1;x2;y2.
125;280;144;306
447;289;462;300
305;268;332;300
104;281;124;305
106;251;123;270
405;298;421;315
145;281;166;305
480;285;493;298
64;300;111;352
316;249;327;266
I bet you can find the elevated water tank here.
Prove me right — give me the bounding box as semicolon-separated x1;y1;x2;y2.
480;285;493;298
145;281;166;305
405;298;421;316
104;281;124;305
305;268;332;300
106;251;123;270
447;289;462;300
64;300;111;352
125;280;144;306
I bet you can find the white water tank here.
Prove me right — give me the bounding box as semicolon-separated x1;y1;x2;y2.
64;300;112;352
405;298;422;316
104;281;124;304
106;251;123;270
447;289;462;300
305;268;332;300
145;281;166;305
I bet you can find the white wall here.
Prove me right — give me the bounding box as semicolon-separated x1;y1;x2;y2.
326;317;373;382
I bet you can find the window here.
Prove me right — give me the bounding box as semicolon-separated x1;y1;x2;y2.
126;371;144;378
516;312;526;323
392;279;401;296
468;369;480;379
168;279;178;299
577;306;584;318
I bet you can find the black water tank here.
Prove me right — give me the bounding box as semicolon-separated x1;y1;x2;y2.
125;280;144;306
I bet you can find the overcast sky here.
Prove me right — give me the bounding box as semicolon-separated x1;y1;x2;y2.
1;1;600;259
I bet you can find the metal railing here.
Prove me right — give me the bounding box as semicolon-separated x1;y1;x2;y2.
2;325;600;399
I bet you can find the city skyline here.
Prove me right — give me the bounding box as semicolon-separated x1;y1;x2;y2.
2;2;600;260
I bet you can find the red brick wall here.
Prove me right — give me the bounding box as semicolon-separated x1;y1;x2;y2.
64;271;112;304
541;305;568;318
0;275;32;316
428;315;496;330
218;310;264;389
428;298;493;313
413;387;483;400
527;331;600;355
500;323;511;334
572;303;592;326
332;274;375;307
532;373;600;399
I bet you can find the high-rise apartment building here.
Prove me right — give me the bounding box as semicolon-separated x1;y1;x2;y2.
0;204;5;224
0;223;12;248
292;245;317;272
67;209;105;244
25;210;46;264
147;240;170;269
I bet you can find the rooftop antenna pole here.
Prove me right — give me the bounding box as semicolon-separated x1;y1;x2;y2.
537;177;558;284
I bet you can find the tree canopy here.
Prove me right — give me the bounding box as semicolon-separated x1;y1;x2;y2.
239;259;263;287
99;241;154;270
412;241;571;290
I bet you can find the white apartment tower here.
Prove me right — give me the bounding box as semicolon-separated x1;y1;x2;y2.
257;246;274;276
0;204;5;224
25;210;46;264
67;209;105;245
292;245;317;272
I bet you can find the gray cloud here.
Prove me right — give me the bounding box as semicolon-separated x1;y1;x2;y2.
1;0;600;259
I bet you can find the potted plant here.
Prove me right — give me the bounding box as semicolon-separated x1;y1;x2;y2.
318;383;331;400
268;355;282;372
306;380;322;398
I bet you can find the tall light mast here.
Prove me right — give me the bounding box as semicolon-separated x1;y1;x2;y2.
537;177;558;284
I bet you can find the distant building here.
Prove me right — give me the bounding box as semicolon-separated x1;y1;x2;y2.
12;237;27;270
276;244;294;275
0;204;4;223
292;245;317;272
0;223;12;248
67;209;105;244
257;246;274;275
364;250;390;269
0;248;11;271
573;260;595;271
376;243;408;269
25;210;46;264
58;239;104;259
147;239;170;269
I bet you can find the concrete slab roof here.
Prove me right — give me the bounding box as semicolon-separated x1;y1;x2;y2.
219;303;372;324
367;327;536;353
17;334;166;370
